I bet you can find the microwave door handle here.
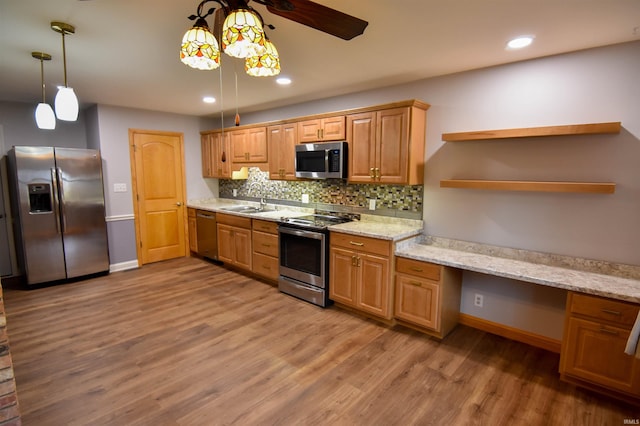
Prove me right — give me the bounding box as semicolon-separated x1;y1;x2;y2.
325;149;330;174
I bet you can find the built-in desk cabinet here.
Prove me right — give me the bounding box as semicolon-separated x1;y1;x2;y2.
560;292;640;402
252;219;279;281
347;103;427;185
217;213;252;271
298;116;346;143
394;257;462;338
329;233;393;320
267;123;298;180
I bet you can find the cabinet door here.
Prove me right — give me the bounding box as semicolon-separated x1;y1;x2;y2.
230;129;249;163
188;216;198;253
247;127;268;162
298;119;322;143
201;134;214;177
321;116;346;141
233;227;252;270
329;246;357;306
357;253;391;319
377;107;409;184
561;316;640;395
217;224;234;263
268;123;297;180
212;132;230;178
395;274;440;330
347;112;377;183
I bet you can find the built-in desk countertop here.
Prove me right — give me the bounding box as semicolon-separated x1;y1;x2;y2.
395;237;640;304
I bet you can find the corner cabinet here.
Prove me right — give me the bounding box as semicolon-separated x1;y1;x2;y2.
347;101;428;185
216;213;252;271
329;232;393;320
560;292;640;402
394;257;462;338
201;131;231;179
267;123;298;180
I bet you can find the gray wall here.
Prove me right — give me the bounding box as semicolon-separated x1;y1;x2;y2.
237;41;640;340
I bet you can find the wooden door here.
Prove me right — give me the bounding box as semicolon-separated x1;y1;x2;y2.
377;107;409;184
130;129;187;265
347;112;376;183
329;247;357;306
357;253;391;319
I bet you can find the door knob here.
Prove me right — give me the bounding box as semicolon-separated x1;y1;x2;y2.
176;202;182;206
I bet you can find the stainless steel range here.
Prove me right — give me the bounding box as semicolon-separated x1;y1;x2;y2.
278;212;354;307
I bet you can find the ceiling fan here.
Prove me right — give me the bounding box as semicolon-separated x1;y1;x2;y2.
206;0;369;40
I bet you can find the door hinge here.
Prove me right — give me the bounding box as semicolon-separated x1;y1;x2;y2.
139;240;142;248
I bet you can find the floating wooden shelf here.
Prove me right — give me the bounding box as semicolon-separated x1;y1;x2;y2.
440;179;616;194
442;122;621;142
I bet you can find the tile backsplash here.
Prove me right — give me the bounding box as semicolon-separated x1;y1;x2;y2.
219;168;423;218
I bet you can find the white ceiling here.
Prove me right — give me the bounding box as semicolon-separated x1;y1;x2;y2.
1;0;639;118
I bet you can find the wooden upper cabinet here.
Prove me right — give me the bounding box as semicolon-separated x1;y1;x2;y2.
298;116;346;142
347;104;426;185
230;126;268;163
267;123;298;180
201;134;214;178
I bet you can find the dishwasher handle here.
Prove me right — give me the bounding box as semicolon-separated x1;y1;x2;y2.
196;212;216;219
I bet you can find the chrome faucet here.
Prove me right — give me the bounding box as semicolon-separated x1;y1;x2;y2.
260;197;267;210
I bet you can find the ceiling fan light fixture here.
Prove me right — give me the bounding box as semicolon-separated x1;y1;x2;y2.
245;38;280;77
180;18;221;70
222;9;267;59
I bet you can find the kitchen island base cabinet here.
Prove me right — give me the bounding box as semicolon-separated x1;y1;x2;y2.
216;213;252;271
560;292;640;403
394;257;462;339
329;233;392;320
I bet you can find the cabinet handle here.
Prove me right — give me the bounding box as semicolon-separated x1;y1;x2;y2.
349;241;364;246
262;265;271;270
356;257;361;267
601;309;622;316
410;267;424;272
599;327;620;336
351;255;357;267
370;168;375;179
262;243;271;247
409;280;422;286
375;168;380;179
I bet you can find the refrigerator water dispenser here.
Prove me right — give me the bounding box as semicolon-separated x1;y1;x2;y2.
28;183;52;213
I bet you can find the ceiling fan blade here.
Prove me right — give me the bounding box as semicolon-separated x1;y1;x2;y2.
266;0;368;40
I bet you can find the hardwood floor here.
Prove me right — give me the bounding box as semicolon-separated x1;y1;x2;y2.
3;257;638;425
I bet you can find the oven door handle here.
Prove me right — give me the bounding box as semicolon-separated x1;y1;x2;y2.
279;226;325;240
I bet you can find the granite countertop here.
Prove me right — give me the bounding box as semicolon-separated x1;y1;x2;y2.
328;217;423;241
187;199;311;222
396;238;640;304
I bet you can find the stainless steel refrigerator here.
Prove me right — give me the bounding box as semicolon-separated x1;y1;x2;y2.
7;146;110;285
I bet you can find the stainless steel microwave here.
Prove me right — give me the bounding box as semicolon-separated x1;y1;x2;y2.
295;141;348;179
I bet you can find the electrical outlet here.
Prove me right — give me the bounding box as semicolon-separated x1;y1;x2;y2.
474;293;484;308
232;189;238;197
369;199;376;210
302;193;309;203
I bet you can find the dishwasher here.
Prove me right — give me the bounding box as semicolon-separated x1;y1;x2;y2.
196;210;218;260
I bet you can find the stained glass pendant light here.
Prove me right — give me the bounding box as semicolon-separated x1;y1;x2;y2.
221;8;266;58
180;17;221;70
245;37;280;77
51;22;79;121
32;52;56;130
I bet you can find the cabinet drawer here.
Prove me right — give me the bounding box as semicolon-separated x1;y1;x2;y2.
253;219;278;234
217;213;252;229
396;257;441;281
253;252;279;280
253;231;278;257
330;233;391;257
569;293;640;327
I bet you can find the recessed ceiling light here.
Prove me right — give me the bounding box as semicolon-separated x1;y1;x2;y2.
276;77;292;85
507;36;534;50
203;96;216;103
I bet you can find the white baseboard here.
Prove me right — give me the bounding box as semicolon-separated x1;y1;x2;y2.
109;260;139;273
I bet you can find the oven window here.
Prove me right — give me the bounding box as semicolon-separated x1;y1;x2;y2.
280;231;323;276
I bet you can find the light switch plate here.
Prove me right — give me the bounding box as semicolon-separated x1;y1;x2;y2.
302;194;309;203
113;183;127;193
369;199;376;210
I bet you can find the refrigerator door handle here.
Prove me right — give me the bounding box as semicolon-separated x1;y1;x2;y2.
50;167;62;235
56;167;68;234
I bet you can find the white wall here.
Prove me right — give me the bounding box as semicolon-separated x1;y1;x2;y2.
239;41;640;339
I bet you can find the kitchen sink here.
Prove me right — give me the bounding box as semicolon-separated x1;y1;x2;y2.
219;205;264;213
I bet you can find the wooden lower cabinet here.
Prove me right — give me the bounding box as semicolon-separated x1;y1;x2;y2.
216;213;252;271
252;219;279;281
560;292;640;401
329;233;392;320
187;208;197;254
394;257;461;338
